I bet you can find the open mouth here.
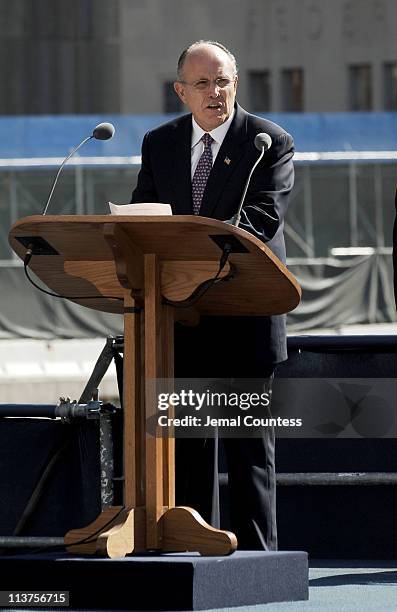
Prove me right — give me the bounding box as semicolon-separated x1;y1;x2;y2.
207;102;223;110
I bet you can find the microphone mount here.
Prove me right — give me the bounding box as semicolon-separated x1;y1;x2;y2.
41;122;115;216
228;132;272;228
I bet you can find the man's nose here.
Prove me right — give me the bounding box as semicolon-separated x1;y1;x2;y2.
208;82;221;95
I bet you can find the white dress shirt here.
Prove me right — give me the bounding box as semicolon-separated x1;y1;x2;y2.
190;109;235;179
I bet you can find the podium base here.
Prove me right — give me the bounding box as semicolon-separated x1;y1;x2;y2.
0;550;308;609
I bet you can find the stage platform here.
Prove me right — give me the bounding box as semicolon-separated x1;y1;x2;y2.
0;550;308;610
0;556;396;611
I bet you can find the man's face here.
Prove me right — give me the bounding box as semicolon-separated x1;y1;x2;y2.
174;45;238;132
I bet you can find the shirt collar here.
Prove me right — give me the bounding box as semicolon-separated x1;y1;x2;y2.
191;108;235;148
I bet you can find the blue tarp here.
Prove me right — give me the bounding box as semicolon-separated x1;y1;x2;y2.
0;112;396;159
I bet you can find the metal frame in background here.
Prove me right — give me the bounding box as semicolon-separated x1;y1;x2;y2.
0;336;123;551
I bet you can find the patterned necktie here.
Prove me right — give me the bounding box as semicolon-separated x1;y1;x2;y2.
192;133;214;214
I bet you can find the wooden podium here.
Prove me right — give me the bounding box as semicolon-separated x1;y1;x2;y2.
9;215;301;558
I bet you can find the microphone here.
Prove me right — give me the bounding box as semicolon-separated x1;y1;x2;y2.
227;132;272;227
92;122;115;140
41;122;115;215
254;132;272;151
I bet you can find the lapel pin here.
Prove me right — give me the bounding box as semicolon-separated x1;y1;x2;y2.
224;157;231;165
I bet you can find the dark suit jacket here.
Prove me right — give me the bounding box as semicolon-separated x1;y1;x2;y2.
131;103;295;366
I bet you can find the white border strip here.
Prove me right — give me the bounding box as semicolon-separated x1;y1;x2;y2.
294;151;397;161
0;156;142;167
0;151;397;168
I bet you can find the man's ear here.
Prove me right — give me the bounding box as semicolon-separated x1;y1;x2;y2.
174;81;187;104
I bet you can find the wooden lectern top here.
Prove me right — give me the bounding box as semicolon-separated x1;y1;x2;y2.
9;214;301;317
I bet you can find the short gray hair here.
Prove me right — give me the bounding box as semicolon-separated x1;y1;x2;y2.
177;40;238;81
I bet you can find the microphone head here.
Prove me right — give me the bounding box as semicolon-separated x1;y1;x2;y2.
254;132;272;151
92;122;115;140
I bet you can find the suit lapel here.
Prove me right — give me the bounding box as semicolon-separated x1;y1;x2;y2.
199;104;248;218
170;115;193;214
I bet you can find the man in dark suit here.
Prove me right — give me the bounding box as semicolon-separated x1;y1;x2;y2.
131;40;294;550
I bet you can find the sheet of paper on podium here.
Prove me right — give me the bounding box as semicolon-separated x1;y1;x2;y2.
109;202;172;215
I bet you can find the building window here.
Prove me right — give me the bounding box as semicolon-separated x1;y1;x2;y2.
349;65;372;111
248;70;271;112
281;68;304;112
163;81;182;113
384;62;397;110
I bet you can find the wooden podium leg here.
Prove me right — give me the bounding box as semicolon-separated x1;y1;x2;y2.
144;254;165;549
64;507;133;558
159;507;237;556
64;506;146;558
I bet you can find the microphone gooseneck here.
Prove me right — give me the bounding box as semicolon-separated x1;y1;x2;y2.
41;122;115;215
229;132;272;228
41;135;92;216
